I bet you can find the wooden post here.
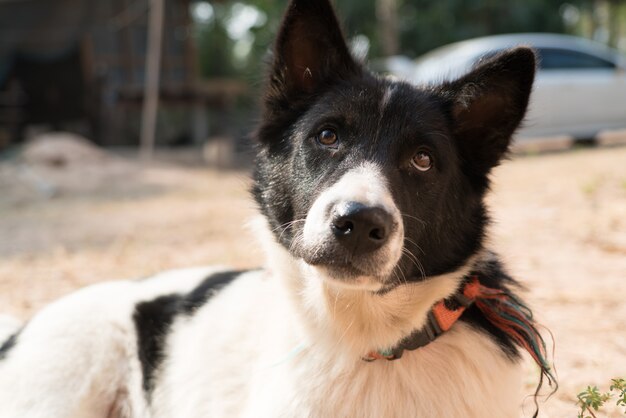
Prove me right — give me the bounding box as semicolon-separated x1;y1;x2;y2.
140;0;164;161
376;0;399;56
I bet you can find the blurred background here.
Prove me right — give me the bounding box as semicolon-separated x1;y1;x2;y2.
0;0;625;152
0;1;625;417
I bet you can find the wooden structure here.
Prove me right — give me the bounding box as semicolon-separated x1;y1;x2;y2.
0;0;246;148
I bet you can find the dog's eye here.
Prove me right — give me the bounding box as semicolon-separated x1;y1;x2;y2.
316;129;339;147
411;151;433;171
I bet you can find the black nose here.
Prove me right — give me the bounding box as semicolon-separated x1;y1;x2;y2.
331;202;394;255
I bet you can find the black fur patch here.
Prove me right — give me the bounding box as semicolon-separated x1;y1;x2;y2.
133;270;243;394
0;331;19;361
254;62;534;280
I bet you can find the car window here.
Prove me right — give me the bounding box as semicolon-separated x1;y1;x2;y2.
536;48;616;70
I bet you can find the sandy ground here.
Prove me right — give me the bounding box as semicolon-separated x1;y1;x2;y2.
0;142;625;417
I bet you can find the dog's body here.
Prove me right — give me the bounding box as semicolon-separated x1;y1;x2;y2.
0;263;521;418
0;1;547;417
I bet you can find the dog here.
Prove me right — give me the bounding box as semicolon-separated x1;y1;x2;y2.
0;1;554;417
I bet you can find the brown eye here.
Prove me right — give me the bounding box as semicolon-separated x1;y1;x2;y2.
411;151;432;171
317;129;338;147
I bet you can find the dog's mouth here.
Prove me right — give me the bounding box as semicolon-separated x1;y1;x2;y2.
303;258;387;291
304;256;366;278
298;246;392;290
300;244;381;275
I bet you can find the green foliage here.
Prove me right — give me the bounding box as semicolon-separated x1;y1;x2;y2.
194;0;589;80
194;1;279;79
334;1;379;55
397;0;570;57
195;4;237;78
576;378;626;418
612;379;626;413
582;177;600;196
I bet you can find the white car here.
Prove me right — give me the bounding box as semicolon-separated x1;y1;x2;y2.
401;34;626;140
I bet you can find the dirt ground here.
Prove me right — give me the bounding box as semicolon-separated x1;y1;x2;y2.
0;141;625;417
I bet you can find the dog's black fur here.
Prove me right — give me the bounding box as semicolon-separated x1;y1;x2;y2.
133;270;245;393
253;0;534;281
0;332;19;361
251;0;536;361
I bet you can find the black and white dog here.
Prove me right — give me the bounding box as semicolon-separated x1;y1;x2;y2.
0;1;552;417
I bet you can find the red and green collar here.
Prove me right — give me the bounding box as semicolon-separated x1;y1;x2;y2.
361;274;557;418
363;276;482;361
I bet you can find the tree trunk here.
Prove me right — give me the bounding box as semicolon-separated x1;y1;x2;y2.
607;0;622;48
376;0;399;56
140;0;164;161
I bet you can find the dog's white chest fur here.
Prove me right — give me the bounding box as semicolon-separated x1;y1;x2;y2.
148;269;521;418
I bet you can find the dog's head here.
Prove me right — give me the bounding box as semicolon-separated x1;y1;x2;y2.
253;0;535;291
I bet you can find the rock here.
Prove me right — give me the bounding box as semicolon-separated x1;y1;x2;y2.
21;132;108;168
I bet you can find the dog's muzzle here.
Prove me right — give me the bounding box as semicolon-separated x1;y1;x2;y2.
299;164;404;282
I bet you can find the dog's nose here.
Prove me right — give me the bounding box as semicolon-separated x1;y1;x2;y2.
331;202;393;255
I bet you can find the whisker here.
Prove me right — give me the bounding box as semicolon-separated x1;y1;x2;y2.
289;229;305;253
403;236;426;256
335;317;356;348
401;213;427;226
394;260;409;287
273;219;306;242
402;247;426;281
429;131;450;142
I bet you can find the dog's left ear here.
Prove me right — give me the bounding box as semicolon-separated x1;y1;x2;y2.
269;0;361;99
443;48;536;173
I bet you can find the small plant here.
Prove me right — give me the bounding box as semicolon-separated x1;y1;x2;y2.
577;378;626;418
582;177;601;196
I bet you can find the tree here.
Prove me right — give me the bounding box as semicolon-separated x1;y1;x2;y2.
396;0;570;57
376;0;400;55
193;0;623;80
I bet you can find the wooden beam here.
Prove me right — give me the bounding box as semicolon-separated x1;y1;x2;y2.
139;0;164;161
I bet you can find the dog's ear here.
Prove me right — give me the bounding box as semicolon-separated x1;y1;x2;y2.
443;48;536;173
268;0;361;99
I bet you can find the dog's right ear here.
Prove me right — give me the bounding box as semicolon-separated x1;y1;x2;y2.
267;0;361;102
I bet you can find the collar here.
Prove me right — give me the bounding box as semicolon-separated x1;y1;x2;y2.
362;276;481;361
361;274;558;417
